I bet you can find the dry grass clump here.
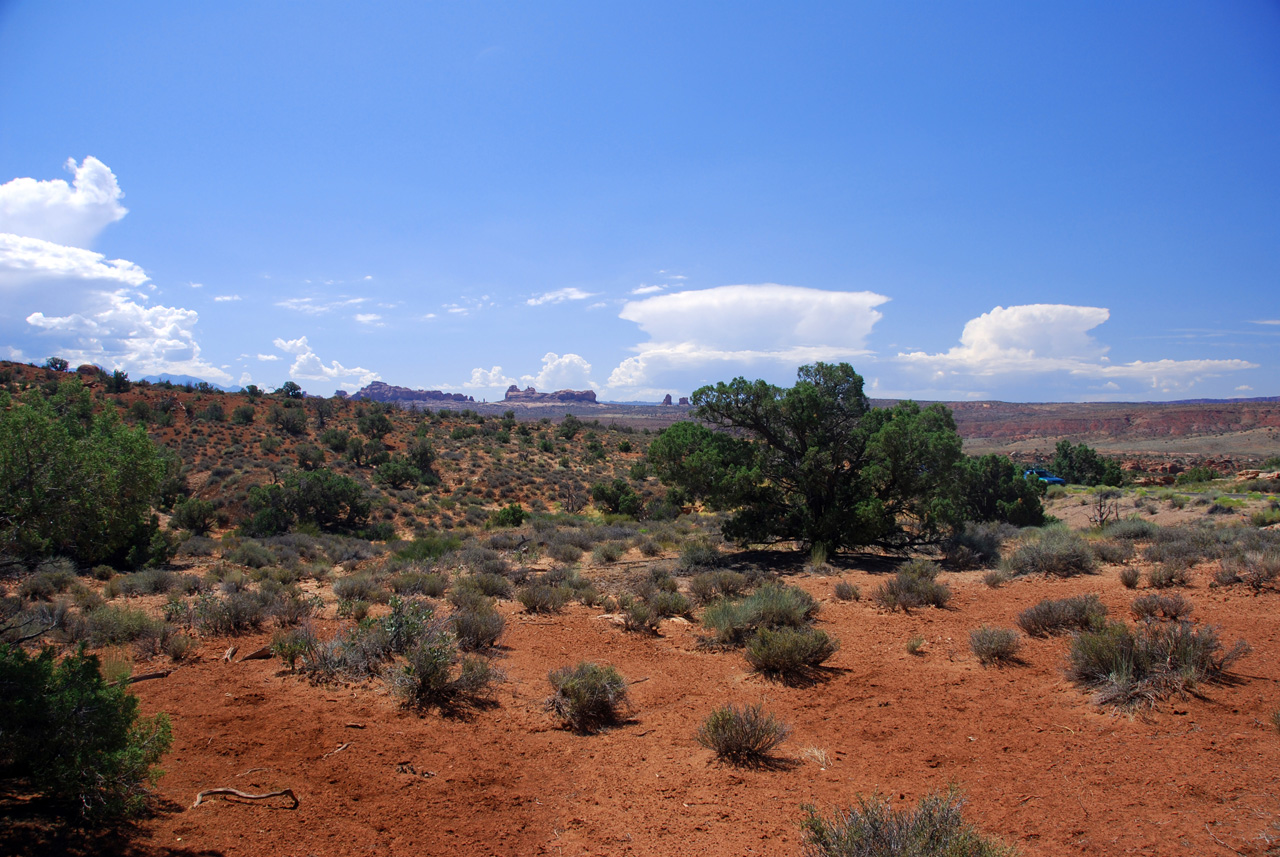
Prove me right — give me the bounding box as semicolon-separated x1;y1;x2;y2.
1146;563;1191;589
547;662;628;733
1067;620;1249;708
1015;594;1106;637
801;788;1017;857
1214;551;1280;592
695;703;790;766
833;580;860;601
969;626;1020;666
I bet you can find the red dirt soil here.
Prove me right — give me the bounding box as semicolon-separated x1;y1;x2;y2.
114;559;1280;857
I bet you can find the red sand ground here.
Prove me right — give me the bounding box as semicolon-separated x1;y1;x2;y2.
119;557;1280;857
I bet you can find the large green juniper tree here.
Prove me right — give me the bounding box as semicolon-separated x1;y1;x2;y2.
648;363;968;555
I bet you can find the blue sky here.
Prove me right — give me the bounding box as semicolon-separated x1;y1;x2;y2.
1;2;1277;402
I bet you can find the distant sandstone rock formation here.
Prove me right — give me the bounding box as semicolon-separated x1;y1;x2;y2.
504;385;598;404
346;381;474;404
661;394;672;405
679;396;689;405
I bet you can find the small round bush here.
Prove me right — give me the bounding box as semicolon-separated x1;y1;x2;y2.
1016;595;1107;637
969;625;1020;666
1118;566;1141;589
1003;528;1097;578
1130;592;1192;621
833;580;859;601
744;626;839;678
873;560;950;612
695;702;790;765
547;662;628;733
517;582;572;614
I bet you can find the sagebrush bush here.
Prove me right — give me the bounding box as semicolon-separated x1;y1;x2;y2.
695;702;789;765
450;601;505;651
591;541;626;564
517;582;572;614
1003;528;1097;578
1146;563;1190;589
1016;594;1107;637
389;569;449;598
1090;538;1134;565
647;589;691;618
1118;566;1141;589
1102;517;1159;540
1068;620;1249;708
1130;593;1192;621
969;626;1020;666
390;622;498;711
701;582;818;645
678;538;724;572
619;595;660;634
547;661;628;733
873;560;950;612
802;789;1016;857
832;581;858;602
1215;552;1280;592
745;626;839;679
945;521;1016;568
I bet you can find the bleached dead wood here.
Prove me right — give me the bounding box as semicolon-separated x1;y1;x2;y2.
191;787;299;809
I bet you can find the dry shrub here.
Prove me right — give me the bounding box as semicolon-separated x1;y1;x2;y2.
969;626;1020;666
802;789;1016;857
1016;594;1106;637
695;703;789;766
547;662;628;733
873;560;949;612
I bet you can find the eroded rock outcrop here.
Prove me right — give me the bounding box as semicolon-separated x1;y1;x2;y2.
349;381;474;404
504;385;598;404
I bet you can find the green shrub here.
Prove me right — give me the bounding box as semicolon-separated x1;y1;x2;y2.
0;645;172;818
801;789;1016;857
1176;465;1220;485
68;605;167;647
270;625;316;671
619;595;660;634
1016;595;1107;637
332;573;386;603
171;497;217;535
647;589;691;618
231;404;256;425
389;570;449;598
489;503;526;528
744;626;839;679
873;560;950;612
548;542;584;563
547;662;628;733
1068;620;1249;708
945;521;1017;568
695;702;789;766
969;626;1020;666
591;541;626;564
192;591;272;635
1003;528;1096;578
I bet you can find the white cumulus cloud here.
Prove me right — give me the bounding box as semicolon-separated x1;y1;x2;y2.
521;352;595;390
606;284;888;394
897;304;1257;395
213;294;241;302
25;290;231;382
272;335;379;387
464;366;517;389
526;287;598;306
354;313;383;325
0;157;127;248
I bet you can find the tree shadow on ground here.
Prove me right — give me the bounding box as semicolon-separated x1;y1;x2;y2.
0;786;222;857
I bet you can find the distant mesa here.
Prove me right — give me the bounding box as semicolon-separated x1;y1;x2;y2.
679;396;689;405
504;385;598;404
661;394;672;406
347;381;474;404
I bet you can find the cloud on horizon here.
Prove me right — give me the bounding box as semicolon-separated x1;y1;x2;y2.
897;304;1257;396
526;287;597;306
0;156;127;248
272;335;380;387
606;284;888;395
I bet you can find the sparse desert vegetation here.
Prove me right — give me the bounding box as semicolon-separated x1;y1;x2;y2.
1;359;1279;856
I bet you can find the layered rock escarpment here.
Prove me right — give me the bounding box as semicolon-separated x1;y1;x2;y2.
503;385;598;404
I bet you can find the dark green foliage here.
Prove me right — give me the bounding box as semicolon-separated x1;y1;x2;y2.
244;468;370;536
591;478;642;517
268;404;308;435
320;427;349;451
744;626;839;678
1175;465;1220;485
801;789;1017;857
969;626;1020;666
945;521;1017;569
547;661;628;733
358;411;394;439
873;560;950;612
1;380;167;566
0;645;172;818
374;457;421;489
1050;440;1126;487
395;531;463;562
1003;529;1097;578
276;381;304;399
489;503;526;528
959;454;1046;526
1068;621;1249;708
296;443;325;470
557;414;584;440
1016;595;1107;637
231;403;256;425
171;496;217;535
695;702;790;765
649;363;966;556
